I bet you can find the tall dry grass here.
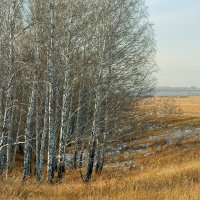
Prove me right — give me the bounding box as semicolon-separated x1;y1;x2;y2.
1;142;200;200
1;96;200;200
153;96;200;117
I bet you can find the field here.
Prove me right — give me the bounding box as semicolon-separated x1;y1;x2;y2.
157;96;200;117
1;96;200;200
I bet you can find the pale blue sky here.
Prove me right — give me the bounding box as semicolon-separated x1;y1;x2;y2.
146;0;200;87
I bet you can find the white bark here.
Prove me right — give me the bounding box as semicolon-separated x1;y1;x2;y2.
0;0;17;176
47;0;57;183
57;58;70;180
85;65;103;181
12;101;23;168
34;3;41;181
23;83;36;180
73;89;82;169
6;100;15;178
39;83;49;179
47;82;54;183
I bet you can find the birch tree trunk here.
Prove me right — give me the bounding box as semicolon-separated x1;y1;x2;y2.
0;89;3;175
0;81;12;176
47;82;55;183
57;2;74;180
84;66;103;182
79;89;92;169
5;0;16;178
0;0;17;176
39;83;49;180
57;58;70;181
34;4;41;181
52;80;59;173
96;64;112;174
35;62;40;182
95;96;108;174
73;89;82;169
6;100;15;178
23;82;36;181
47;0;57;183
12;99;23;169
97;98;109;174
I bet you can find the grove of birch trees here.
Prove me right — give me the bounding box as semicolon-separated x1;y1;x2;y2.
0;0;156;183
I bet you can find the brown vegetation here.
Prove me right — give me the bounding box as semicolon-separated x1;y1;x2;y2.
149;96;200;117
1;96;200;199
1;139;200;200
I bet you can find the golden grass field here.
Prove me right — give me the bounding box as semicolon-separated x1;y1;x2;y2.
1;96;200;200
157;96;200;117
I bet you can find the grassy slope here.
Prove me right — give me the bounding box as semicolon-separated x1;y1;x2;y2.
1;143;200;200
1;96;200;200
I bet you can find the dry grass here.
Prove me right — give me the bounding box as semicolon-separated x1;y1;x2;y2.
2;144;200;200
1;96;200;200
141;96;200;129
157;96;200;117
174;96;200;116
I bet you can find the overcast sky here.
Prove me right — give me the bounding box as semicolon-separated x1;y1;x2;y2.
145;0;200;87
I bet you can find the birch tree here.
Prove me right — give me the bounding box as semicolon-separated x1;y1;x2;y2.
47;0;59;183
23;76;36;180
0;0;20;177
0;0;156;183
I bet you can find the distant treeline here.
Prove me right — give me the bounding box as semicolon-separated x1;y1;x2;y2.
155;86;200;96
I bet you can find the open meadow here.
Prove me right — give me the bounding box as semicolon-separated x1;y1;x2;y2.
1;96;200;200
156;96;200;117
